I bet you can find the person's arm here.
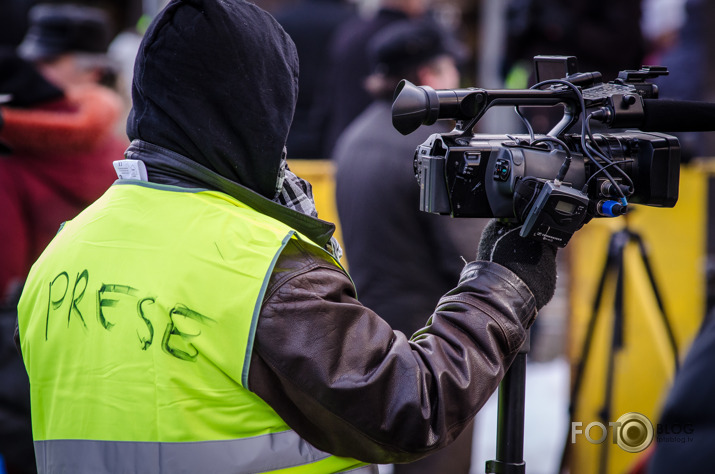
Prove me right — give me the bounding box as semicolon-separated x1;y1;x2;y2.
248;237;537;464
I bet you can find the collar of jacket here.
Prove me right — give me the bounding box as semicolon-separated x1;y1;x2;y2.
124;139;336;249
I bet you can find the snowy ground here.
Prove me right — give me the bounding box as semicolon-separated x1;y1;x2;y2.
471;357;571;474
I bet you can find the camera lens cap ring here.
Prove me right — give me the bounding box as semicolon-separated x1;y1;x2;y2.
424;86;440;125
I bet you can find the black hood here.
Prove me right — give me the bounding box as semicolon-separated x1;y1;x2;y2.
127;0;299;199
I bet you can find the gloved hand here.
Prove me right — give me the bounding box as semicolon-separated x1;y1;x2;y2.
477;219;558;310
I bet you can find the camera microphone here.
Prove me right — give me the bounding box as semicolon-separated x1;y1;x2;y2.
640;99;715;132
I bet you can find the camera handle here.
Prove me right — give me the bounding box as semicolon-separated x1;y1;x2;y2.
485;330;531;474
457;91;580;140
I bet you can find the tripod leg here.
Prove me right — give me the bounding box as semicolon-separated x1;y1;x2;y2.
633;233;680;371
559;230;625;473
598;247;626;474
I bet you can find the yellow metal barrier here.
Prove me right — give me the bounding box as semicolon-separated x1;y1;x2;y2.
287;159;345;264
566;164;708;473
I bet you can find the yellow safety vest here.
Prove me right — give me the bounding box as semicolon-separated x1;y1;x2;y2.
18;181;374;474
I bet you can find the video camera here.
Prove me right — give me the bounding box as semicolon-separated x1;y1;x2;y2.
392;55;715;247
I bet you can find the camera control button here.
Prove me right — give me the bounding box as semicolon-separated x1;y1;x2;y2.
493;158;511;181
458;152;482;178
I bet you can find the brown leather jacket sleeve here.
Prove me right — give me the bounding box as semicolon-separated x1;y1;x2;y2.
248;238;537;464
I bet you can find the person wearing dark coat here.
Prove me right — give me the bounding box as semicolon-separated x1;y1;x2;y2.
274;0;357;159
322;0;433;157
334;20;482;473
645;309;715;473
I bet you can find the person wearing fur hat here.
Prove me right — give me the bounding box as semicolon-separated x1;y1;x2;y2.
15;1;558;473
17;3;119;89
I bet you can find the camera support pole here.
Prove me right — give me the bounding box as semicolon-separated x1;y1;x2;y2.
485;331;531;474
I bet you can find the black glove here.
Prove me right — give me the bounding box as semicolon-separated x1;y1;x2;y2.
477;219;558;310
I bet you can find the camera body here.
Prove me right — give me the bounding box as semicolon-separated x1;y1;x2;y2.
393;56;681;247
415;130;679;245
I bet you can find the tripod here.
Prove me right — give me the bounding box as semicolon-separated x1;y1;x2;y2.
559;224;680;474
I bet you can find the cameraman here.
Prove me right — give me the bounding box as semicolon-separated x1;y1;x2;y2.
15;1;558;472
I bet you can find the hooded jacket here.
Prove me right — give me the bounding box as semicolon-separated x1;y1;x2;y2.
17;0;539;466
127;0;298;201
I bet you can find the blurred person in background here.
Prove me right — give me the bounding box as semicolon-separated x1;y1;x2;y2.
274;0;357;159
500;0;645;137
334;19;486;473
322;0;434;157
0;54;63;474
642;0;705;163
503;0;645;84
0;4;126;473
18;3;120;90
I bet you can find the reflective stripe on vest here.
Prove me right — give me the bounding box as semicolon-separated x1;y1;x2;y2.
34;431;377;473
19;181;371;473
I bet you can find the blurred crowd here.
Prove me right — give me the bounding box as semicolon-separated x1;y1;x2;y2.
0;0;712;473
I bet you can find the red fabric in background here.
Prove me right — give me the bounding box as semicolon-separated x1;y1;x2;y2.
0;84;127;300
